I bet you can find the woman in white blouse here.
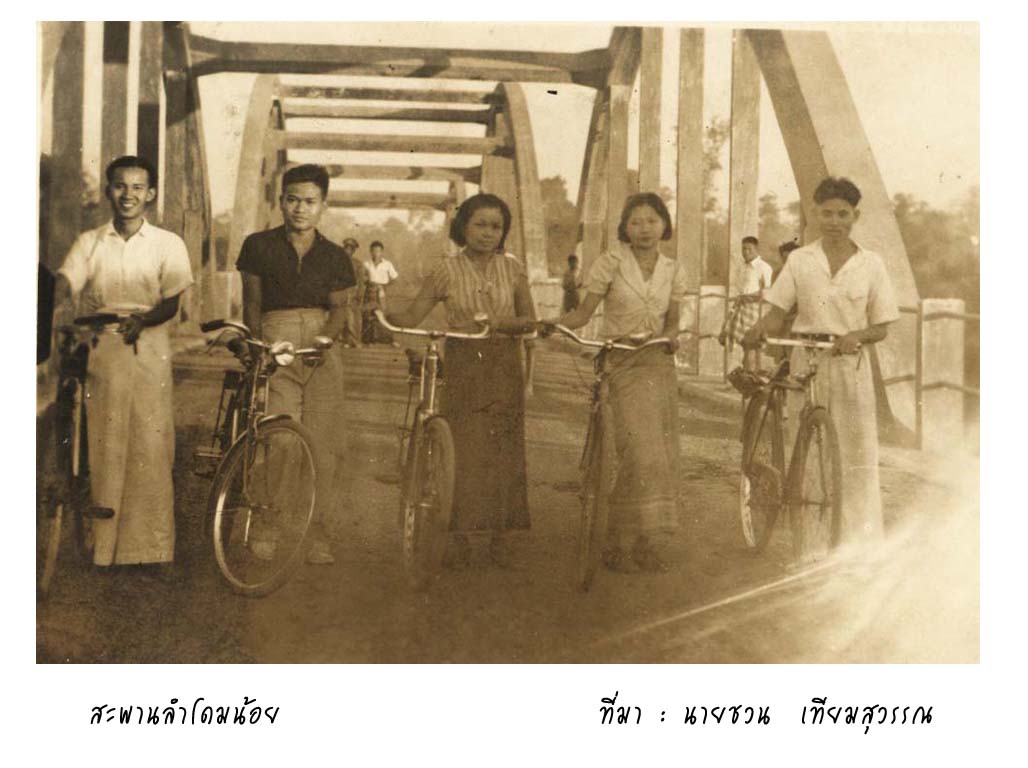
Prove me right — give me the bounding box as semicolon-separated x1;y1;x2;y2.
555;193;687;573
744;177;900;546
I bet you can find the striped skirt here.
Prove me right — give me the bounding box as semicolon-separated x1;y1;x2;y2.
605;347;681;539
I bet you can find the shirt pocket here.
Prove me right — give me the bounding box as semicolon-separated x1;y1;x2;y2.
835;283;870;328
844;285;869;306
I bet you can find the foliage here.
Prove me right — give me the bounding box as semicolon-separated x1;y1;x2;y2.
893;187;979;312
540;175;579;276
892;186;980;394
316;210;451;300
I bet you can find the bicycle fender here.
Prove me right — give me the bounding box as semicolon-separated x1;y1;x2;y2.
256;414;294;429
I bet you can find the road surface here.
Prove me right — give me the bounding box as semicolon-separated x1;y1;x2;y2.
36;341;976;663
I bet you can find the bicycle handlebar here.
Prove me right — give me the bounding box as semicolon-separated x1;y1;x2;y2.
374;310;491;341
201;318;253;338
764;337;844;351
202;318;334;367
73;313;123;328
546;323;675;352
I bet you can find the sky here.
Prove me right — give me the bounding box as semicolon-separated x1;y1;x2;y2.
54;21;978;221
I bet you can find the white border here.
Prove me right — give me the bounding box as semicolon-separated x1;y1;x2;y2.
8;2;1019;763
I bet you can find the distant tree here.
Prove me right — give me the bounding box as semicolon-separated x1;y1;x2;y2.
757;192;802;270
702;117;731;216
893;191;979;309
540;174;579;277
892;189;980;400
318;209;449;296
701;117;731;283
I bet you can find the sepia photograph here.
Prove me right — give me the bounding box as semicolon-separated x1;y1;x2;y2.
35;20;979;667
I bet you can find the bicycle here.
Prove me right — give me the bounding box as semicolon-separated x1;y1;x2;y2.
373;309;489;590
730;336;846;562
544;324;674;592
196;318;334;597
37;314;121;600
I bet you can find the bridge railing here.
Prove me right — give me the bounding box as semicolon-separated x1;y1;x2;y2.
674;289;979;452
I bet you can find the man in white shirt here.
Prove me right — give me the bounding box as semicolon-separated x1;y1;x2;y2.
739;236;774;296
54;155;193;572
362;240;399;344
721;236;774;369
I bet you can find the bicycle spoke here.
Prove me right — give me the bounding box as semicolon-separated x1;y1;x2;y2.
211;421;317;596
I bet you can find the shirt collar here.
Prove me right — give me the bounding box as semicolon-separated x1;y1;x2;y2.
615;241;672;295
275;225;326;251
103;218;151;239
814;239;866;278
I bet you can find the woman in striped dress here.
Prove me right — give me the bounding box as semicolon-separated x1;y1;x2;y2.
387;194;537;568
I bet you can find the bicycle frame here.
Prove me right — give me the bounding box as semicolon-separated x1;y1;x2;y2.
200;320;333;542
374;309;490;473
739;337;845;541
39;318;121;595
761;337;838;456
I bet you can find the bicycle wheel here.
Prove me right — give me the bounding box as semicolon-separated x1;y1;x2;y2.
38;501;63;600
576;411;608;592
739;390;785;550
401;417;455;590
209;418;319;597
788;407;843;562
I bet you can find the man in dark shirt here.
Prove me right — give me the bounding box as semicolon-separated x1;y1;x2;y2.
236;163;356;565
339;238;367;347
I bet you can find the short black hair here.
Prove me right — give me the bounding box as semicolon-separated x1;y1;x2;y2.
282;164;329;199
342;238;359;249
742;236;759;246
449;193;512;250
568;254;579;263
370;241;384;250
105;155;157;189
617;192;673;243
813;176;861;207
778;239;801;260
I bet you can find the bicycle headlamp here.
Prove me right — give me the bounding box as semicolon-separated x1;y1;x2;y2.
270;340;296;367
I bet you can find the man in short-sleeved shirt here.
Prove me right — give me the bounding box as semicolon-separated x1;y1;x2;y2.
745;177;901;548
338;238;366;346
738;237;774;296
54;155;193;568
721;236;774;368
764;242;899;335
236;163;355;565
362;240;398;344
364;241;398;296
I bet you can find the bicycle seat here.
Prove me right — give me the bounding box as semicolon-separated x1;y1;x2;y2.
727;367;767;397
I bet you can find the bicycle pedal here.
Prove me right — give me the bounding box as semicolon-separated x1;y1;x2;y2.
85;505;115;520
194;447;223;461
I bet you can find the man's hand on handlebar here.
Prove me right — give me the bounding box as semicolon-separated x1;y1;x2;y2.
226;336;252;366
118;314;145;345
741;325;765;350
536;320;558;338
832;332;862;356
